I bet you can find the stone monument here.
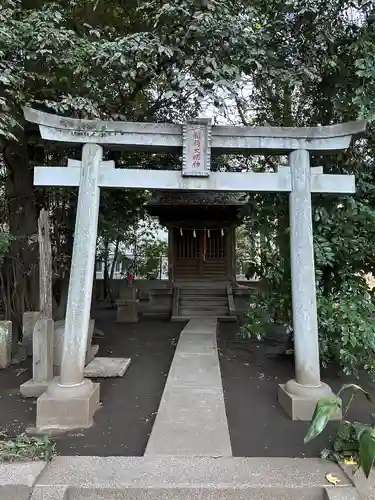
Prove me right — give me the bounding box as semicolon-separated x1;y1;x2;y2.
116;285;138;323
0;321;12;369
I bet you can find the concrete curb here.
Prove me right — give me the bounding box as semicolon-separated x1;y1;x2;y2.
0;461;46;500
324;486;361;499
338;463;371;499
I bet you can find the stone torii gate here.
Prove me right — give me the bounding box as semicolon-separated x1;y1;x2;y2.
24;108;366;430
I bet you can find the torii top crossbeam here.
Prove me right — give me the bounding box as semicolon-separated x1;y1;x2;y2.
25;108;366;154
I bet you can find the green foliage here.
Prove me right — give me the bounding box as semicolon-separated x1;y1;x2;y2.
0;0;262;138
241;1;375;377
0;434;56;463
240;301;271;341
304;384;375;478
122;217;168;279
0;233;11;258
317;282;375;377
0;0;264;319
136;240;168;279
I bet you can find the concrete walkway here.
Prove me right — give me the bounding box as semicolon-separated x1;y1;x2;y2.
145;317;232;456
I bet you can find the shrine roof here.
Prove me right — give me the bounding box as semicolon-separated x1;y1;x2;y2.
148;191;247;207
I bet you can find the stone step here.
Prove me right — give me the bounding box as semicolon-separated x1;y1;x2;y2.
27;456;355;500
180;307;228;313
54;488;333;499
179;310;229;315
172;315;237;322
180;294;227;299
180;290;226;296
180;298;228;305
179;311;228;318
176;281;228;287
179;305;228;312
180;291;228;300
180;302;228;308
171;314;238;323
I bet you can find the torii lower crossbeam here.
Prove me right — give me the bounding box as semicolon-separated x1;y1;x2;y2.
34;165;355;193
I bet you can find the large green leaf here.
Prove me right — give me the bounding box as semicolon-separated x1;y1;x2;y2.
337;384;372;404
304;397;340;444
358;428;375;478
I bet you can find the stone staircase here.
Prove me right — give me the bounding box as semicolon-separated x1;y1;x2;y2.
172;281;236;321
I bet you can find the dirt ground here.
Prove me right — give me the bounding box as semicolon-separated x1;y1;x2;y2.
218;322;375;458
0;313;374;458
0;310;182;456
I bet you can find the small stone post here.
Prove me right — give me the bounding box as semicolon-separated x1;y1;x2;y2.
22;311;40;357
36;143;101;430
278;149;338;420
33;319;54;383
20;319;54;397
0;321;12;369
116;285;138;323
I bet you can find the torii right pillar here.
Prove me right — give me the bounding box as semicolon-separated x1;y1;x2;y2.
278;124;367;419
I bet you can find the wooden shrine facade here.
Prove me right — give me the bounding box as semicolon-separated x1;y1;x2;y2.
148;191;244;283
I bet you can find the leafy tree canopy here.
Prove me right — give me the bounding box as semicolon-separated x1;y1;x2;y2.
0;0;375;372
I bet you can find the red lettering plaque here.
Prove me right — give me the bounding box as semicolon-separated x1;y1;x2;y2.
182;118;211;177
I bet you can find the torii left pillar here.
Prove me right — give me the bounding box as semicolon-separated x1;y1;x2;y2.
36;144;103;430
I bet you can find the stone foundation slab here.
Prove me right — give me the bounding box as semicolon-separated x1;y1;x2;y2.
36;382;100;430
278;384;342;421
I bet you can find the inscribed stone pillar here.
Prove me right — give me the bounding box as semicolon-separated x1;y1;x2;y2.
278;149;338;420
0;321;12;369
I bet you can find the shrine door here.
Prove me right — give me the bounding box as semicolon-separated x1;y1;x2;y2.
173;228;228;281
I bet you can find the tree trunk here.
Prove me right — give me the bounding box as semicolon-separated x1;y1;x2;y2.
108;236;120;307
3;139;39;339
55;191;76;320
103;237;110;300
109;237;120;281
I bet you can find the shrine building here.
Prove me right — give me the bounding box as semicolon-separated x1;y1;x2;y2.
145;191;248;320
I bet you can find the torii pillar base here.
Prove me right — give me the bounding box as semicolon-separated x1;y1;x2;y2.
36;378;100;432
278;380;341;421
